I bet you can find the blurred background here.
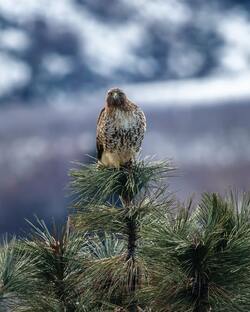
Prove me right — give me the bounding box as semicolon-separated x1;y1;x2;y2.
1;0;250;235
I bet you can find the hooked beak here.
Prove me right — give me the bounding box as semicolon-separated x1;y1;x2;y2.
112;92;118;99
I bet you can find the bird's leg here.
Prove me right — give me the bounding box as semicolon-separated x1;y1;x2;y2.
120;159;133;172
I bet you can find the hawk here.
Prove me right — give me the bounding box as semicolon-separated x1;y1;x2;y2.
96;88;146;168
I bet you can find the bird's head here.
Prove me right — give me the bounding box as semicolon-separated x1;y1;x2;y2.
106;88;127;109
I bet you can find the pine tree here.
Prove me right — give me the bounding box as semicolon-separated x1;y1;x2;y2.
1;159;250;311
69;159;173;311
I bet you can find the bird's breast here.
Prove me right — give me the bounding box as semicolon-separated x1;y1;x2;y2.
111;110;136;129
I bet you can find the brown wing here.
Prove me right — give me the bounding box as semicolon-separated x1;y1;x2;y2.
134;106;146;152
96;107;105;161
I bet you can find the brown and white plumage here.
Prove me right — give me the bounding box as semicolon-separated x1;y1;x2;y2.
96;88;146;168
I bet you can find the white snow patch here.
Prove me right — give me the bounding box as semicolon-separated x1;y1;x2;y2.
0;53;31;95
123;0;191;25
42;53;74;77
123;73;250;108
217;11;250;74
0;28;30;51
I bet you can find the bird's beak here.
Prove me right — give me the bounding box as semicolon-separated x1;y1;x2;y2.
113;92;118;99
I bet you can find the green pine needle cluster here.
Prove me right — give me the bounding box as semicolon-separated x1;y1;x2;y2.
141;191;250;311
1;159;250;312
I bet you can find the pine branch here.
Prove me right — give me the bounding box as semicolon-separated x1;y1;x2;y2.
141;191;250;311
68;159;174;311
69;159;174;210
0;237;37;311
20;217;88;312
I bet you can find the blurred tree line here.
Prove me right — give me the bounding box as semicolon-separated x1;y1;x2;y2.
1;0;250;104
